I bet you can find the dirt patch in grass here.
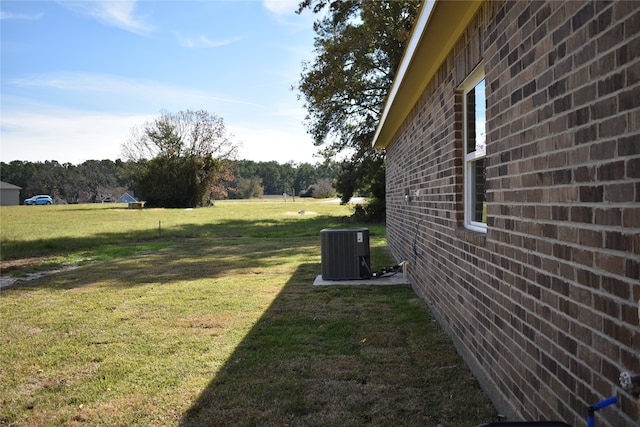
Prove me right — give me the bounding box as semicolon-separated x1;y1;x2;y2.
0;265;80;289
284;211;318;216
0;256;57;275
175;313;236;336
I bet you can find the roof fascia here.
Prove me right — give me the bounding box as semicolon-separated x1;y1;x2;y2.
372;0;483;149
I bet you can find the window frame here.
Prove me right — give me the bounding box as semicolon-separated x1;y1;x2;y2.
461;64;487;233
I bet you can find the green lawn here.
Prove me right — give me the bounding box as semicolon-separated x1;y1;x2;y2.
0;200;496;426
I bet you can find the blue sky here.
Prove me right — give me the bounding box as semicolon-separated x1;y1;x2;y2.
1;0;320;165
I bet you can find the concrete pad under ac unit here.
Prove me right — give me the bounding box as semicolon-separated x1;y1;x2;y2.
313;273;411;286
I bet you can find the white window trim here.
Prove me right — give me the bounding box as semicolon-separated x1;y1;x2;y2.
461;64;487;233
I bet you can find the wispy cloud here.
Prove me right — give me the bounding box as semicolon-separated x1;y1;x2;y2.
262;0;299;16
175;33;244;49
262;0;318;31
0;10;43;20
57;0;154;35
9;71;258;108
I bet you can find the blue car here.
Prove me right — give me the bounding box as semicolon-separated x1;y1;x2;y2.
24;195;53;205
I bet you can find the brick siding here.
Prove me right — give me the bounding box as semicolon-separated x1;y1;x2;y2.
385;1;640;425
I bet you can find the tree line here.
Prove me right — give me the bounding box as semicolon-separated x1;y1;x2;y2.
0;158;339;205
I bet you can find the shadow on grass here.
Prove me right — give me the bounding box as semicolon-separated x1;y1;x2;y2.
180;264;496;427
3;214;384;291
0;214;351;259
8;238;317;291
1;214;379;276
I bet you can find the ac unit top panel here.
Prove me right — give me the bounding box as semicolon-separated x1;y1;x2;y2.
320;228;369;233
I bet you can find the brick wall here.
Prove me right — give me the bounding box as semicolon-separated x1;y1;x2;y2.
385;1;640;425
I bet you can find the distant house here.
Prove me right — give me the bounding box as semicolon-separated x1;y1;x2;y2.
0;181;22;206
372;1;639;425
116;192;137;204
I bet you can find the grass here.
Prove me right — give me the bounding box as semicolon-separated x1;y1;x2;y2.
0;200;496;426
0;201;361;275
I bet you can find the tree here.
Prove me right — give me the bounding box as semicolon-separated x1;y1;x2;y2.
209;161;235;201
227;160;337;199
57;162;84;203
311;178;336;198
236;176;264;199
0;160;37;201
26;161;71;200
257;161;282;195
113;159;141;199
294;162;318;196
296;0;420;218
279;162;297;196
123;110;238;208
77;160;117;202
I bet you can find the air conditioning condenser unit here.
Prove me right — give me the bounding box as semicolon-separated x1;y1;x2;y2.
320;228;370;280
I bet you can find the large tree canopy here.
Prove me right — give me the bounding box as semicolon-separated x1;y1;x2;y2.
297;0;420;216
122;110;238;208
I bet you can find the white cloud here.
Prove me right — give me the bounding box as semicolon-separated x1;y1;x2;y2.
1;107;154;164
57;0;154;35
175;33;244;49
229;123;319;165
0;11;43;20
263;0;300;16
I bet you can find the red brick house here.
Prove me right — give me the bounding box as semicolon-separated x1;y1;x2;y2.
372;1;639;425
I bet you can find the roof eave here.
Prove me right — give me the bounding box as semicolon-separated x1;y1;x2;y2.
372;0;483;149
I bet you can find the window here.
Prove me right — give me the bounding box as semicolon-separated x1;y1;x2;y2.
462;66;486;233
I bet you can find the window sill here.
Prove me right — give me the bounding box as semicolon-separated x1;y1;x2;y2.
455;227;487;246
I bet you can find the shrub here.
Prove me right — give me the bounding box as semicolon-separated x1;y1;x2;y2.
311;178;336;199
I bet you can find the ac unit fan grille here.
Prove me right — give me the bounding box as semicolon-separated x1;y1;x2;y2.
320;228;370;280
